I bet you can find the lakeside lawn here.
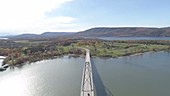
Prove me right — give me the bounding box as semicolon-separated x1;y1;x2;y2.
75;41;170;58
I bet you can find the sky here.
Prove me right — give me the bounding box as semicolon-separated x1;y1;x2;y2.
0;0;170;35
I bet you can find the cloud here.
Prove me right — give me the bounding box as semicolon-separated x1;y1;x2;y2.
0;0;76;34
27;16;78;32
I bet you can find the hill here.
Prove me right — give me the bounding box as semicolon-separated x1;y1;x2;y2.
8;32;75;39
10;34;39;39
5;27;170;39
75;27;170;37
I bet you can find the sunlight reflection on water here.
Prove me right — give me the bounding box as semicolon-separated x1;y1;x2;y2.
0;74;31;96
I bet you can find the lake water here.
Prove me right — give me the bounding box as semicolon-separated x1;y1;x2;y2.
0;51;170;96
98;37;170;40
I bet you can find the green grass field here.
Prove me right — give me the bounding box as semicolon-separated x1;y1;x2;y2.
75;42;170;58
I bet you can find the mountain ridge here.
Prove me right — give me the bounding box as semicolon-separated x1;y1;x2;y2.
75;27;170;37
6;32;76;39
3;27;170;39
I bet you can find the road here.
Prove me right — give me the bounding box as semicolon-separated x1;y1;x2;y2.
80;49;95;96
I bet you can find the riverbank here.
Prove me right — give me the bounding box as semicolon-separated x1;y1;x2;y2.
0;39;170;67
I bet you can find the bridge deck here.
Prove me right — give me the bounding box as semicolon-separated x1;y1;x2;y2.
80;49;94;96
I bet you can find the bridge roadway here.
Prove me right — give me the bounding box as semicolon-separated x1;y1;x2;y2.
80;49;95;96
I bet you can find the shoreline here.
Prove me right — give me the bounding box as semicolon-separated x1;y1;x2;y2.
0;50;169;72
91;50;167;59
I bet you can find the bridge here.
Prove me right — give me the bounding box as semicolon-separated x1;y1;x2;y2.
80;49;95;96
